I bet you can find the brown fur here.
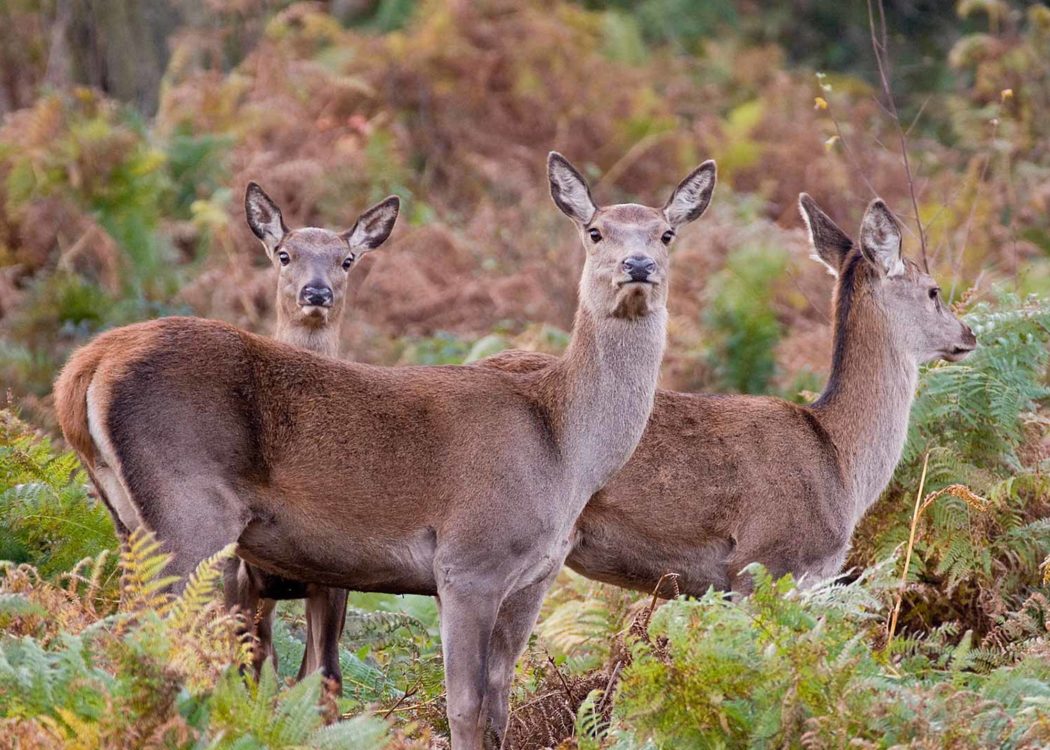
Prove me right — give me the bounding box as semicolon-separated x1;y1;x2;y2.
54;344;103;466
52;153;717;750
235;183;402;690
482;195;977;596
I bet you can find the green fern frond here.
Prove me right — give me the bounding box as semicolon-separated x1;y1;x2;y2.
119;528;178;615
168;543;236;630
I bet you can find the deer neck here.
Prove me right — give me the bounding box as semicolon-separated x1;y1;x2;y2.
546;287;667;496
811;294;917;524
274;306;342;358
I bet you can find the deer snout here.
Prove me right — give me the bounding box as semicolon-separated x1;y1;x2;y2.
299;285;333;308
943;323;978;361
957;323;978;352
622;255;657;283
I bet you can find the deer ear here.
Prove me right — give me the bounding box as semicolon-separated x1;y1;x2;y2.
548;152;597;224
245;182;287;255
342;195;400;253
664;160;716;227
859;199;905;277
798;193;853;277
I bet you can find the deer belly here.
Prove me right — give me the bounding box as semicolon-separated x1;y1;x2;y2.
567;526;734;596
237;520;439;596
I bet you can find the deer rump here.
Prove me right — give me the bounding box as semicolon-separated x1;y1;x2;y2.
64;315;565;596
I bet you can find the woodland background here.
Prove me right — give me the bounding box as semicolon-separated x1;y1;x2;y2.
1;1;1049;747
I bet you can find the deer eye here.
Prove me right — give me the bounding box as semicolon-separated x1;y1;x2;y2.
342;254;355;271
277;251;290;266
929;287;940;300
661;230;675;245
588;228;602;243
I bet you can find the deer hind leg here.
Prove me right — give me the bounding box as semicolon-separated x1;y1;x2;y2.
124;474;248;591
223;560;279;676
297;584;349;691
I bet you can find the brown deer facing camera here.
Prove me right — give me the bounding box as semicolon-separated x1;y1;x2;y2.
485;195;977;596
229;183;400;687
53;152;716;749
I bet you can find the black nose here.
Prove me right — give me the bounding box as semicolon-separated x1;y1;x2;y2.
622;255;657;282
962;325;977;347
299;286;333;307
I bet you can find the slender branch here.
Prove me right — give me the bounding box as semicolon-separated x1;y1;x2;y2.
866;0;929;272
830;116;879;200
887;451;930;644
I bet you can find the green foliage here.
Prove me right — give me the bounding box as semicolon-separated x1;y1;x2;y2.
398;332;474;365
369;0;420;34
206;667;392;749
538;572;636;673
904;295;1050;478
337;593;444;715
0;528;397;748
611;564;1050;748
704;243;787;394
0;410;117;577
852;295;1050;633
165;129;234;220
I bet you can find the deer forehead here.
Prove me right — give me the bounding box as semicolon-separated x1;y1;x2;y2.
280;228;349;258
590;204;669;243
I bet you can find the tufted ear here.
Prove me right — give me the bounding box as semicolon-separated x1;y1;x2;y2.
341;195;400;253
859;199;904;277
245;182;288;256
663;160;716;227
798;193;853;276
548;152;598;224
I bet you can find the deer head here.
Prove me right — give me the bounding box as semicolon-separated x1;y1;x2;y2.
800;194;977;365
245;182;399;354
548;152;716;321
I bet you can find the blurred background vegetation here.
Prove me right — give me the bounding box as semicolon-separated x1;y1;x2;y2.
1;1;1048;747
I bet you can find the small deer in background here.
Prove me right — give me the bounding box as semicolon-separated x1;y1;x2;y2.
233;182;400;687
245;182;399;358
485;195;977;597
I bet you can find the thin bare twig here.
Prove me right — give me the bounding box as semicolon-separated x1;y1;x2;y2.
887;453;990;643
822;98;881;201
641;572;680;631
904;95;933;137
597;130;674;190
866;0;929;271
596;661;623;715
887;451;930;643
546;652;577;706
382;677;423;719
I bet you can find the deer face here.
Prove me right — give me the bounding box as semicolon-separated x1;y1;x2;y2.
245;183;399;330
268;228;357;327
548;153;716;320
800;194;977;365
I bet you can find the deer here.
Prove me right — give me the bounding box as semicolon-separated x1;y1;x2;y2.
482;194;977;599
52;151;717;749
225;183;400;688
